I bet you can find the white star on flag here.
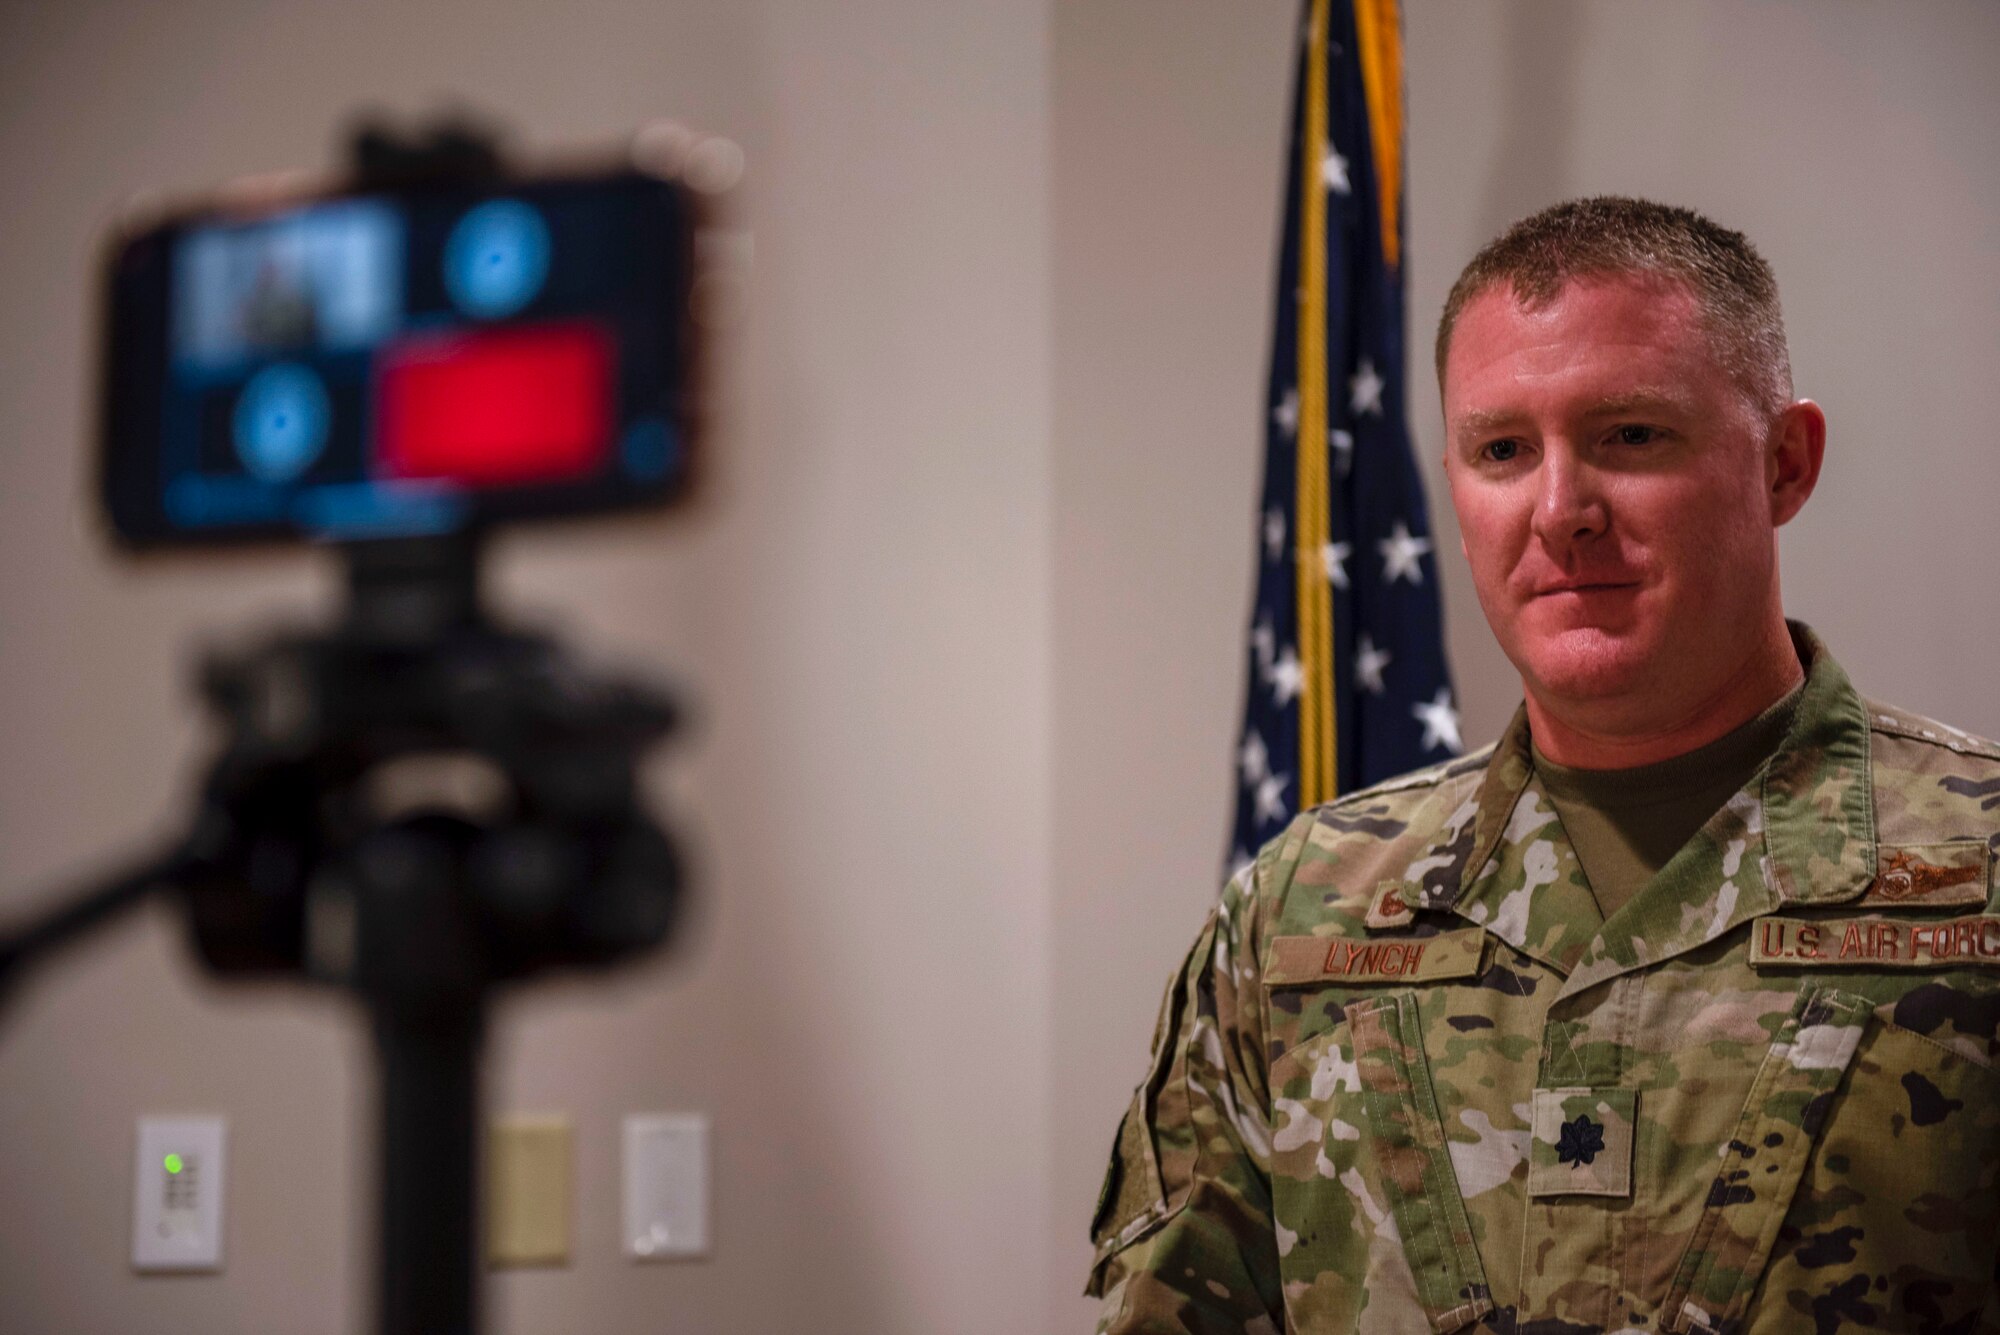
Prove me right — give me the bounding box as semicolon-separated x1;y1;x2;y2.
1355;634;1392;695
1348;358;1384;416
1268;647;1304;706
1251;615;1276;673
1330;427;1354;477
1272;387;1299;437
1239;729;1270;785
1412;688;1463;754
1320;540;1350;589
1263;508;1287;563
1378;520;1432;584
1254;771;1292;826
1322;146;1350;195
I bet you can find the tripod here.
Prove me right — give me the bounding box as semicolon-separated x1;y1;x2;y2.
2;532;684;1334
0;121;687;1335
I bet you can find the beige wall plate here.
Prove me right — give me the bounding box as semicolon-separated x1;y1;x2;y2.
487;1115;574;1268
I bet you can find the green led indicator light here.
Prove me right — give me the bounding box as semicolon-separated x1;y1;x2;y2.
163;1153;184;1176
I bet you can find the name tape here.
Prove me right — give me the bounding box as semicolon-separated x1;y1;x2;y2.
1750;914;2000;969
1264;928;1485;986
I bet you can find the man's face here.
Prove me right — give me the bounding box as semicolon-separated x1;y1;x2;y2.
1440;274;1784;717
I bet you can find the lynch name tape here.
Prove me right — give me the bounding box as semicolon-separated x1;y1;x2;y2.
1265;928;1484;986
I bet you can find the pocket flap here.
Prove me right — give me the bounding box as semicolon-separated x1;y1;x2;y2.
1855;841;1990;907
1346;993;1495;1333
1662;987;1873;1334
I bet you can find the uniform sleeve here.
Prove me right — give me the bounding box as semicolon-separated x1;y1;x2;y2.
1086;862;1283;1335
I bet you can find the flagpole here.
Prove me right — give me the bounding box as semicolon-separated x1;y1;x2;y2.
1295;0;1338;807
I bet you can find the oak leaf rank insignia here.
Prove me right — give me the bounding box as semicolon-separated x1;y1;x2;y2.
1556;1113;1605;1169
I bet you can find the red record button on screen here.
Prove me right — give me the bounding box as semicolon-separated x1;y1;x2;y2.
377;322;615;485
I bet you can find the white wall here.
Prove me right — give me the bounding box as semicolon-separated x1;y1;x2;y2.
0;3;1993;1332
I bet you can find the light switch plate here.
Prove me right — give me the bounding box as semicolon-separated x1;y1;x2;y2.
133;1116;226;1272
623;1113;709;1260
487;1114;574;1267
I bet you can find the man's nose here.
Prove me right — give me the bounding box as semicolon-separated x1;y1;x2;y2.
1531;449;1608;551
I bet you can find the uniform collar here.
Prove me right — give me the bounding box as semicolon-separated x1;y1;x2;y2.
1401;623;1876;992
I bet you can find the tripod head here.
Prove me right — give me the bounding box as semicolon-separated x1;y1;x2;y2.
187;532;681;996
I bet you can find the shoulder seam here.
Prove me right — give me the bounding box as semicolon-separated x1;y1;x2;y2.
1867;710;2000;762
1310;743;1496;813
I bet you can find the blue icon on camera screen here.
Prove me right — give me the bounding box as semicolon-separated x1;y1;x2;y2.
233;362;331;482
443;199;551;319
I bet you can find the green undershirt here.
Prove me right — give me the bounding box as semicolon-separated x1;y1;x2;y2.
1531;683;1803;922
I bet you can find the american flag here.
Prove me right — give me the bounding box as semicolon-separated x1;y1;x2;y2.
1229;0;1459;874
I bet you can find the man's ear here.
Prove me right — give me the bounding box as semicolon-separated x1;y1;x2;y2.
1768;399;1825;527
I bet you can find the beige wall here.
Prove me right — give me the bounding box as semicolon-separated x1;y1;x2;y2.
0;3;1994;1333
0;2;1052;1332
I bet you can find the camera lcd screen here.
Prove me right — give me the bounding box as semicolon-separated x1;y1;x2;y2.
100;171;694;547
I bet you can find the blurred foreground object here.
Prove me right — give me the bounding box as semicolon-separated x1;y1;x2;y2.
97;109;709;547
1;112;729;1335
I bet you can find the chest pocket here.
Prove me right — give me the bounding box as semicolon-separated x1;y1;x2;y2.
1267;988;1494;1334
1670;979;2000;1335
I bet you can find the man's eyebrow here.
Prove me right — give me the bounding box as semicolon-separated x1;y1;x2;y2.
1450;391;1699;439
1450;408;1522;438
1582;390;1698;419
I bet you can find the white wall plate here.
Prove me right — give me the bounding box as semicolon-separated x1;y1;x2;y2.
133;1116;226;1272
622;1113;709;1261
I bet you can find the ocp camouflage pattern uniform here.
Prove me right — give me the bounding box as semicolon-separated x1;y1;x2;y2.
1088;627;2000;1334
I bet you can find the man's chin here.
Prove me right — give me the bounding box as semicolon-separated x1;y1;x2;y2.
1513;626;1658;703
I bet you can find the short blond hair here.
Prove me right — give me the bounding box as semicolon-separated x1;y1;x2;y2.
1435;196;1792;419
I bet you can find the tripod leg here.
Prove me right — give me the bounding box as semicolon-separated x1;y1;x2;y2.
375;1004;483;1335
0;847;193;1004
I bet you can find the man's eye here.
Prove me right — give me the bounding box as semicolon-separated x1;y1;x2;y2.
1482;439;1520;463
1613;424;1660;446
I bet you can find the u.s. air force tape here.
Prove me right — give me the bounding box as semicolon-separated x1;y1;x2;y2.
1263;928;1485;986
1750;914;2000;968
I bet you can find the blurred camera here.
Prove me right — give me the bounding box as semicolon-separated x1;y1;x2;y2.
97;154;701;549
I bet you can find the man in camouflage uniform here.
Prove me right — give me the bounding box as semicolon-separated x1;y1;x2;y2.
1088;198;2000;1333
